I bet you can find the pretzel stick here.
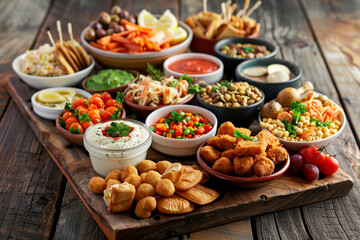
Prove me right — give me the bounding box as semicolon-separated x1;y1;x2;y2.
68;22;73;41
203;0;207;12
245;1;262;17
56;20;63;45
242;0;250;20
47;31;55;47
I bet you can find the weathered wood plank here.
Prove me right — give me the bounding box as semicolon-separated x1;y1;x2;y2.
0;101;65;239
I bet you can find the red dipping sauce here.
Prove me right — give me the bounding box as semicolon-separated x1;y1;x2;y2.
168;58;219;75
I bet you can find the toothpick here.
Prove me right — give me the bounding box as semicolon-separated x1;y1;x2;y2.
57;20;63;45
203;0;207;12
245;1;262;17
47;31;55;47
68;22;73;41
242;0;250;20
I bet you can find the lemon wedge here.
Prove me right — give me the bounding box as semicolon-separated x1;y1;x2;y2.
167;26;188;44
137;9;158;28
156;9;178;32
37;90;66;103
57;89;76;97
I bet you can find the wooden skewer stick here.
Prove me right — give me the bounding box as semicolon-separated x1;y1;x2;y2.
47;31;55;47
203;0;207;12
245;1;262;17
236;9;243;18
221;2;227;21
226;0;231;21
57;20;63;45
229;3;237;19
242;0;250;20
68;22;73;41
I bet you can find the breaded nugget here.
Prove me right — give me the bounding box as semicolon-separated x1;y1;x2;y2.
207;135;236;151
135;183;155;202
212;157;234;174
266;146;288;164
253;156;275;177
200;145;221;165
233;156;254;176
124;174;142;188
156;160;172;174
235;140;267;156
235;128;252;144
221;148;237;161
218;122;236;136
137;160;157;173
256;129;280;149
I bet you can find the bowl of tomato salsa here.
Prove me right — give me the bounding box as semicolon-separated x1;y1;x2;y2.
145;105;218;157
163;53;224;85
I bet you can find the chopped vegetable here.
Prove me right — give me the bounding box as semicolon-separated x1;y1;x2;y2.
234;130;258;141
310;117;332;127
187;84;202;94
290;101;308;125
283;120;297;136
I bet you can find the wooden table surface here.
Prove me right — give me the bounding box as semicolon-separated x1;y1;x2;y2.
1;0;360;239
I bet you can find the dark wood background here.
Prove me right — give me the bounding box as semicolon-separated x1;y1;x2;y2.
0;0;359;239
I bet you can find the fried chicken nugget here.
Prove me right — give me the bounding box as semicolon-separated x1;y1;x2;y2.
200;145;221;165
256;129;280;149
266;146;288;164
221;148;237;161
212;157;234;174
156;178;175;197
156;160;172;174
253;156;275;177
235;140;267;156
124;174;142;188
207;135;236;151
135;196;157;219
137;160;157;174
135;183;155;202
233;156;254;176
218;122;236;136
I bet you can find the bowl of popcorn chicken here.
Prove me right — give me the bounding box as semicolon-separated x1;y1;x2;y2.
197;121;290;188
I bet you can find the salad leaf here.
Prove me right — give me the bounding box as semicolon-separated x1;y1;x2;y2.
310;117;332;127
179;73;193;84
283;120;297;136
187;84;202;94
234;130;258;141
146;63;163;81
290;101;308;126
106;122;132;137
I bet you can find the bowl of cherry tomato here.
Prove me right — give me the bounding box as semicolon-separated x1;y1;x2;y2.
56;91;126;146
145;105;218;157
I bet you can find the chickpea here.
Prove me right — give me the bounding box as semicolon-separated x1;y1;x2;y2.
324;132;330;138
284;131;289;137
268;125;274;130
304;112;310;116
334;120;341;126
298;122;304;128
310;122;316;127
260;122;266;128
296;128;303;134
276;131;283;138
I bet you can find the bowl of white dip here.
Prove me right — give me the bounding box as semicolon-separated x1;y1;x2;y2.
84;119;152;176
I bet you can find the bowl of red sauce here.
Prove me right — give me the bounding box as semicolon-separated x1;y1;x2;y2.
163;53;224;85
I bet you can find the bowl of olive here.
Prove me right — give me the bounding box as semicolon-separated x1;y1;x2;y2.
214;38;278;80
196;81;265;127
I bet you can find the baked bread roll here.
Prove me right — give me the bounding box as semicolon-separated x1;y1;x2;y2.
103;182;135;213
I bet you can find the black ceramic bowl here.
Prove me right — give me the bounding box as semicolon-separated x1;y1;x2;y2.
196;88;265;127
235;58;302;101
214;37;278;80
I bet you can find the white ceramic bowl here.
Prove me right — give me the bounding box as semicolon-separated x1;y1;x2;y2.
12;54;95;89
145;105;218;157
31;87;92;120
258;92;347;151
80;21;193;70
163;53;224;85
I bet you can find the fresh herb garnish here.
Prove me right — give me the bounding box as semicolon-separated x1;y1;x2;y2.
110;109;122;120
83;100;89;107
310;117;332;127
64;102;75;112
283;120;297;136
58;116;65;128
78;112;92;123
243;47;254;54
115;91;125;104
220;80;233;89
234;130;258;141
290;101;308;125
179;73;193;84
164;111;183;124
169;80;178;88
187;84;202;94
213;85;220;93
146;63;163;81
106;122;132;137
69;127;82;134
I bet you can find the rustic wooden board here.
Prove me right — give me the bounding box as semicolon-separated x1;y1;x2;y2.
5;76;354;240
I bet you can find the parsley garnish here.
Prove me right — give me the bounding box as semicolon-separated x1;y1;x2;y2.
83;100;89;107
310;117;332;127
64;102;75;112
106;122;132;137
110;109;122;119
234;130;258;141
220;80;233;89
169;80;178;88
283;120;297;136
69;127;82;134
146;63;163;81
58;116;65;128
179;73;193;84
115;91;125;104
187;84;202;94
164;111;183;124
243;47;254;54
213;86;220;93
290;101;308;126
78;112;92;123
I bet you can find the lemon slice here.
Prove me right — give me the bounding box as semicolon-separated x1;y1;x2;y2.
157;9;178;32
167;26;188;44
37;90;66;103
138;9;158;28
56;89;76;97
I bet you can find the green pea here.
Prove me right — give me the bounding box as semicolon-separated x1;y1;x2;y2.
162;132;167;136
193;122;199;126
176;136;182;139
169;130;175;134
150;126;155;132
179;111;185;116
164;123;170;129
187;127;194;131
183;129;190;135
182;137;189;139
185;116;191;122
183;125;187;131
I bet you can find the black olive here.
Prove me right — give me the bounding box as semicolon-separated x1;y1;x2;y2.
96;28;107;38
119;10;130;19
84;28;96;42
111;5;121;15
111;14;120;23
98;11;111;25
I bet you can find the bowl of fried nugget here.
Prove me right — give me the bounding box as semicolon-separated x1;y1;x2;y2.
197;122;290;188
185;11;260;55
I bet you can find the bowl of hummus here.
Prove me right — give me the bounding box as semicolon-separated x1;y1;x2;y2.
84;119;152;176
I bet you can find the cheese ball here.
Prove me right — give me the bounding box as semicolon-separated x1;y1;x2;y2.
144;170;162;188
140;172;148;182
212;157;234;174
137;160;157;174
156;160;172;174
124;173;142;188
105;170;122;182
89;177;106;193
135;196;157;219
135;183;155;202
106;179;121;189
156;178;175;197
121;165;138;182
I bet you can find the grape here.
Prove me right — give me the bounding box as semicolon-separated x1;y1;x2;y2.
290;154;305;175
302;163;319;181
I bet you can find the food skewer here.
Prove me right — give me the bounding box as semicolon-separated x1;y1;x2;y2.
203;0;207;12
235;9;243;17
47;31;56;47
68;22;73;41
57;20;63;45
245;1;262;18
242;0;250;21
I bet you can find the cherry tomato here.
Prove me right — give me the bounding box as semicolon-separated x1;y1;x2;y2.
106;99;119;108
89;95;104;109
155;129;163;135
174;129;183;137
69;122;84;133
182;119;188;126
89;109;101;123
101;92;112;104
191;116;200;122
62;112;73;122
318;155;339;175
193;134;201;138
106;106;118;114
101;110;113;120
81;121;93;131
304;147;325;166
187;120;194;127
71;98;88;109
186;134;192;138
197;127;205;135
65;117;79;130
203;125;213;133
75;106;87;115
88;103;98;110
298;146;312;157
